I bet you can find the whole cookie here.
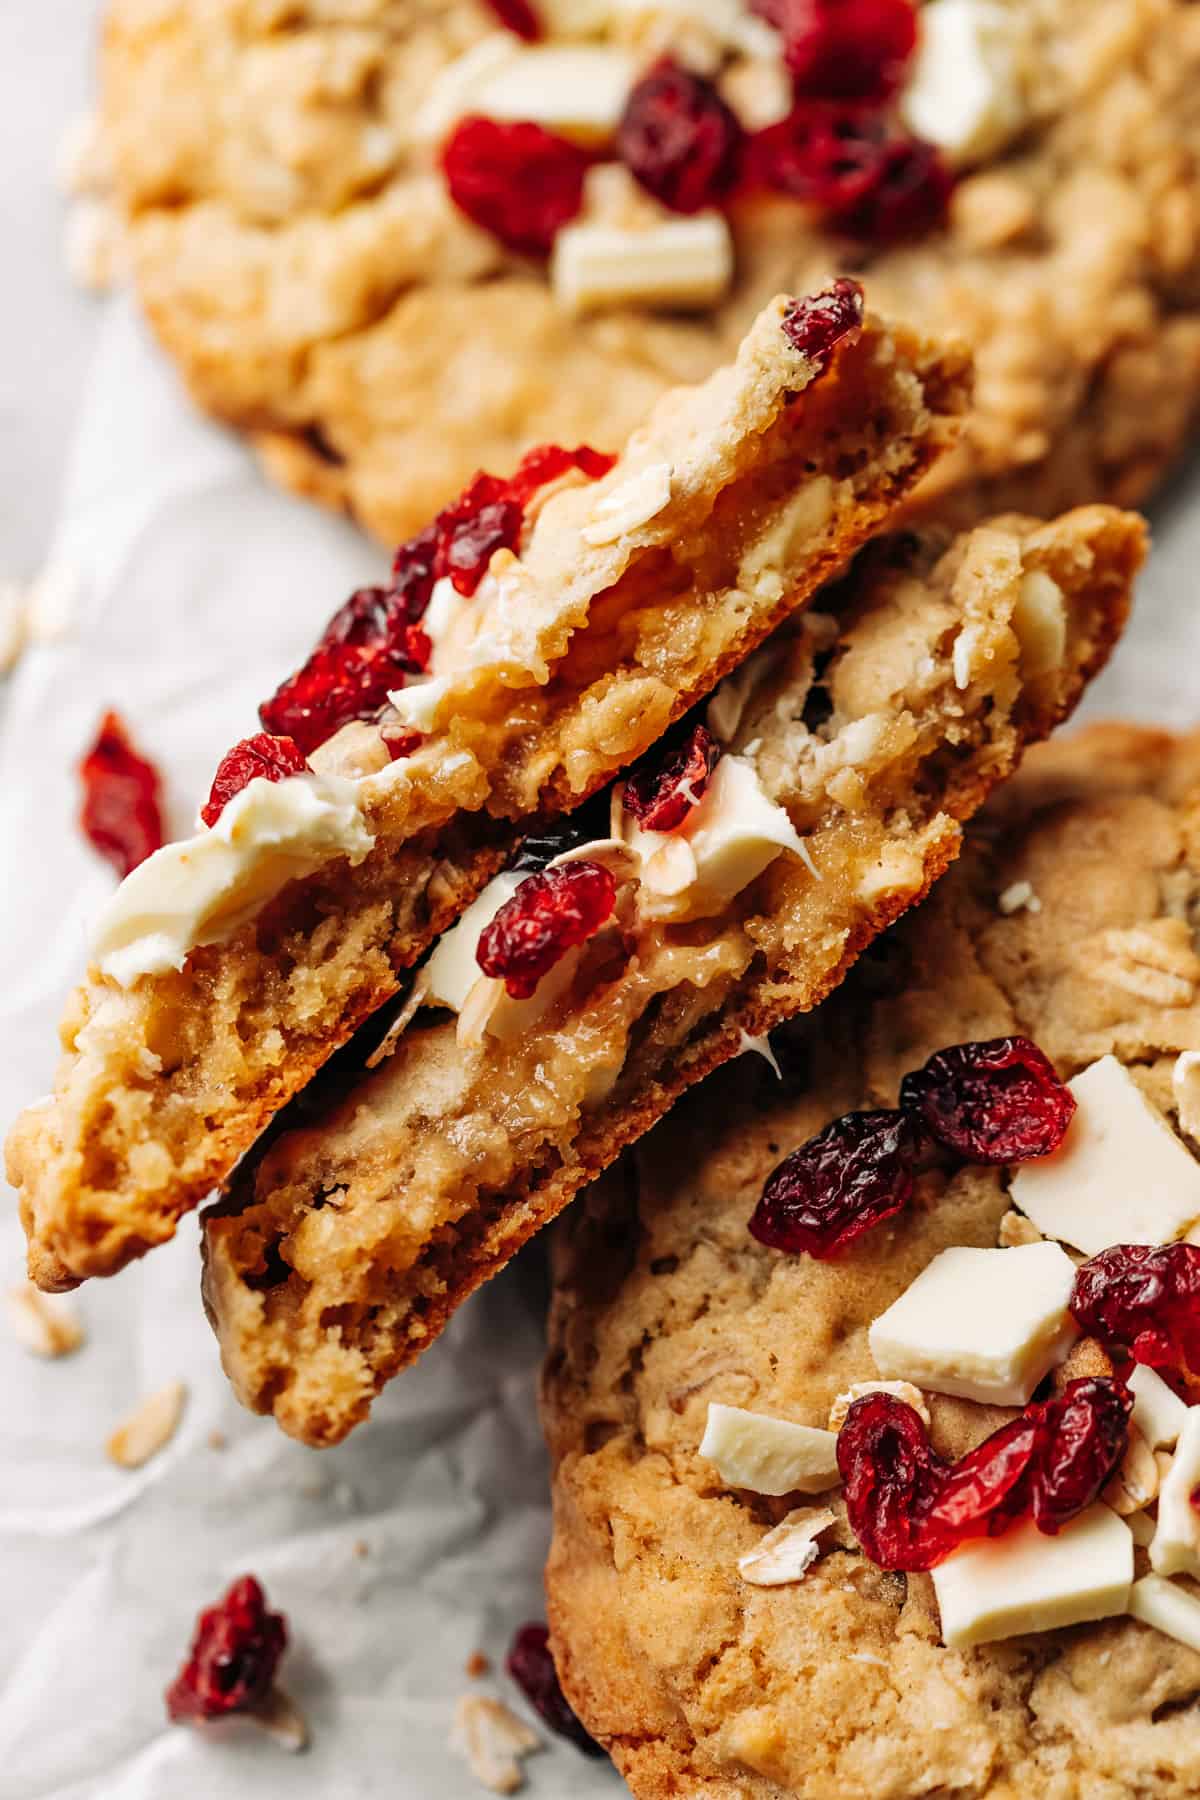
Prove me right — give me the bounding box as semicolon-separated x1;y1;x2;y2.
543;723;1200;1799
101;0;1200;541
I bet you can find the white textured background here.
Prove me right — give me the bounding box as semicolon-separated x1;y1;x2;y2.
3;8;1200;1799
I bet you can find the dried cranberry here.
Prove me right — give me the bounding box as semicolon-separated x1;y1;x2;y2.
79;710;165;877
165;1576;288;1724
759;0;918;102
622;722;720;833
433;473;523;597
1071;1243;1200;1382
390;523;439;620
506;442;617;506
751;105;950;242
839;1379;1131;1571
482;0;541;39
476;860;617;999
201;733;308;828
829;133;952;241
380;721;423;761
781;278;865;368
260;585;431;755
506;1623;603;1755
442;116;591;257
750;1109;920;1258
900;1036;1075;1165
616;60;744;214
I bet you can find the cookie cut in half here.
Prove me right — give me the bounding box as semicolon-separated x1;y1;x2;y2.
542;723;1200;1800
202;503;1142;1447
100;0;1200;539
8;292;968;1291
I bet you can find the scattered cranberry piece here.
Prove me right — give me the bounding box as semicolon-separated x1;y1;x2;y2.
165;1575;288;1724
750;1109;920;1258
506;442;617;506
506;1623;603;1755
260;585;431;755
434;473;524;597
1070;1243;1200;1383
900;1035;1075;1165
200;733;308;828
838;1379;1131;1570
79;710;165;878
616;60;744;214
830;132;953;242
759;0;918;102
781;277;865;368
482;0;541;39
389;523;439;621
476;860;617;999
622;722;720;833
442;116;591;257
751;104;951;242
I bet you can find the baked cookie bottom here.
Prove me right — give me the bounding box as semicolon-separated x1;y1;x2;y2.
542;722;1200;1800
200;504;1139;1448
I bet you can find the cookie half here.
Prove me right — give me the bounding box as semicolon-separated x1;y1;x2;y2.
542;722;1200;1800
7;294;965;1290
201;502;1140;1447
100;0;1200;540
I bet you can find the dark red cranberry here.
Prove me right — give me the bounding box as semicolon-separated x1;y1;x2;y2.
1070;1243;1200;1383
622;722;720;833
380;721;423;761
201;733;309;827
79;710;165;877
433;473;523;597
442;116;591;257
781;277;864;367
506;1623;603;1755
616;60;744;214
900;1036;1075;1165
506;442;617;506
838;1379;1131;1570
829;132;953;241
165;1576;288;1724
750;1109;920;1258
260;626;430;756
482;0;541;39
759;0;918;102
751;104;950;242
476;860;617;999
390;523;439;621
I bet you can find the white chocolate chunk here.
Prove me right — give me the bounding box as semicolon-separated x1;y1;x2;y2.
1012;570;1067;678
1011;1055;1200;1256
1129;1363;1189;1451
413;35;520;143
699;1402;840;1496
553;214;732;316
737;1506;836;1587
899;0;1028;167
1173;1049;1200;1141
932;1506;1133;1649
828;1380;931;1434
387;673;451;733
1129;1573;1200;1653
998;878;1041;915
581;462;674;544
737;477;834;601
424;873;525;1013
475;47;637;145
1150;1409;1200;1578
868;1241;1078;1406
705;645;780;744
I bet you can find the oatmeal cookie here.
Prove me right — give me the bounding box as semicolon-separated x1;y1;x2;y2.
542;722;1200;1800
101;0;1200;541
201;502;1139;1448
6;296;965;1290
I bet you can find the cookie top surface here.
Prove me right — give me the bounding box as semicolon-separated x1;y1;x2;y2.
542;722;1200;1799
101;0;1200;540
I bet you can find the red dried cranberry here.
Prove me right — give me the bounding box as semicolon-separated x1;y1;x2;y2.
830;133;953;241
750;1109;919;1258
781;278;864;368
260;584;431;756
506;1623;603;1755
616;60;744;214
166;1576;288;1724
442;116;591;257
476;860;617;999
390;523;439;621
482;0;541;39
900;1035;1075;1165
380;721;423;761
1071;1243;1200;1382
506;442;617;506
201;733;308;828
622;722;720;833
433;472;524;597
759;0;918;102
839;1379;1131;1570
751;104;950;241
79;710;165;878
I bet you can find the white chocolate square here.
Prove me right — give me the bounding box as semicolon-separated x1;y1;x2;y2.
699;1403;840;1497
1129;1573;1200;1652
1150;1408;1200;1579
868;1241;1078;1406
1128;1364;1189;1451
932;1505;1133;1649
1011;1056;1200;1256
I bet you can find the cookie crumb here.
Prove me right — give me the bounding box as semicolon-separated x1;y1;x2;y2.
466;1651;492;1678
998;1208;1042;1248
451;1693;541;1793
352;1539;370;1560
106;1379;187;1469
997;879;1041;915
55;111;112;197
4;1281;84;1358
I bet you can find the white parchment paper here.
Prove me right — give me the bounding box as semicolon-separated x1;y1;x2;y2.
0;297;621;1800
